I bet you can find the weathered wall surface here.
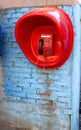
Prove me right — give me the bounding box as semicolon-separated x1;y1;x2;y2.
0;5;81;130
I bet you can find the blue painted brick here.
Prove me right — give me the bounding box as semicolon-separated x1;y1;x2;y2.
5;90;27;98
8;96;21;101
4;85;22;92
19;8;30;13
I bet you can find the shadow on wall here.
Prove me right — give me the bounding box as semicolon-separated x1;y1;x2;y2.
0;25;5;56
0;25;6;100
0;24;8;56
0;26;2;56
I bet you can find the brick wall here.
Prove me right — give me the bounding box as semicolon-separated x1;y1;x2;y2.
0;7;72;107
0;5;81;130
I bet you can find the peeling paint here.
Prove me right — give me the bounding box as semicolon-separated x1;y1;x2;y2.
44;75;54;86
45;100;57;107
37;91;51;96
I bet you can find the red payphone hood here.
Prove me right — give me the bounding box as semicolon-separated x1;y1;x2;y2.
15;7;74;70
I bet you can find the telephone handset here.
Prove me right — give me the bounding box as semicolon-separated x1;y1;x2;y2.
39;39;44;55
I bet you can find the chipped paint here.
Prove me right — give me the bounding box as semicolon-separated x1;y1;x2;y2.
0;101;71;130
37;91;51;96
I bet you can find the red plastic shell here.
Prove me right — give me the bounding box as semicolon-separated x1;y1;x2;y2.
15;7;74;70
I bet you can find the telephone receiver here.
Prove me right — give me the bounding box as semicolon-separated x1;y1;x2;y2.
39;39;44;55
